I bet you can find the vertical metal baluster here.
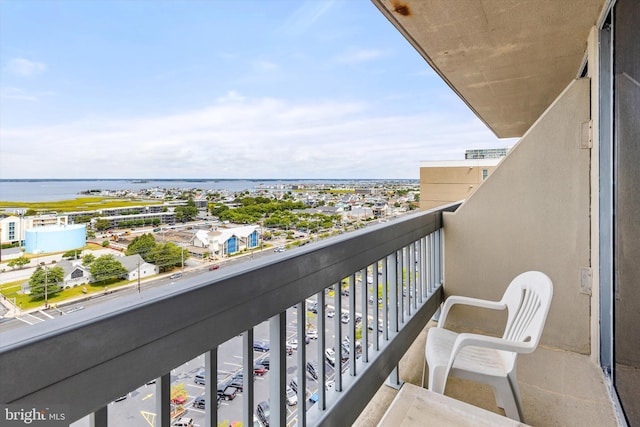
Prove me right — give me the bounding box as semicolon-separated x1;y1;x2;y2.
397;249;404;324
296;302;307;427
429;233;435;294
389;251;398;334
270;312;286;427
417;238;424;303
348;273;356;376
90;406;107;427
372;261;380;350
360;266;369;363
242;331;253;427
317;290;326;412
334;281;342;392
411;241;417;311
157;373;170;427
205;348;218;427
382;258;389;342
436;229;443;285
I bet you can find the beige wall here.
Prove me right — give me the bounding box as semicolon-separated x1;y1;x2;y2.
420;165;498;210
442;78;591;353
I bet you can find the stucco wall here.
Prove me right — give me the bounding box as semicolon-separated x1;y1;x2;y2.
420;165;499;210
442;78;591;353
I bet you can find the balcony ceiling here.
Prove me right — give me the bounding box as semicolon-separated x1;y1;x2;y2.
372;0;606;137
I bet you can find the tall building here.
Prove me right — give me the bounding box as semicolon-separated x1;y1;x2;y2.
419;149;507;210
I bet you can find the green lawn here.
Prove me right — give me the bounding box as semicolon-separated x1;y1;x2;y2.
0;197;163;214
1;278;136;311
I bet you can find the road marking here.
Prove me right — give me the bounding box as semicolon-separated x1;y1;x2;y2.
186;383;204;389
39;310;55;319
15;316;35;325
142;393;153;400
140;411;155;427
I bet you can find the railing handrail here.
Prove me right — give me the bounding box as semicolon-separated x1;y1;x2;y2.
0;203;459;423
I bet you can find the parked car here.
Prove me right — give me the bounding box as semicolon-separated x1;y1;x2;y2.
325;348;336;366
306;328;318;340
340;312;350;324
171;395;187;405
307;302;318;313
194;370;205;385
258;357;269;370
209;264;220;271
253;341;270;352
306;361;318;380
218;386;238;401
253;364;267;376
289;378;298;393
257;401;270;427
285;386;297;406
326;309;336;318
229;375;245;391
172;417;194;427
287;339;299;351
169;272;183;279
193;395;214;409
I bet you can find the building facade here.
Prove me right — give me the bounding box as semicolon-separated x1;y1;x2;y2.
419;158;502;210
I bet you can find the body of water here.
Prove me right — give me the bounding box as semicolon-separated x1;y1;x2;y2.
0;179;411;203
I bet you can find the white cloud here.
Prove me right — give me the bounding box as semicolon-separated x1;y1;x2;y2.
5;58;47;77
0;94;509;179
0;87;55;101
279;0;336;36
252;60;278;71
333;48;386;64
0;87;38;101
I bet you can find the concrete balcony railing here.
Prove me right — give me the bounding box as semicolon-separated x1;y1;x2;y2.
0;203;459;427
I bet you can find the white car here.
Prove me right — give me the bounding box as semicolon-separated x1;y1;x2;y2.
306;328;318;339
325;348;336;366
287;339;299;350
172;417;194;427
326;309;336;318
285;386;297;406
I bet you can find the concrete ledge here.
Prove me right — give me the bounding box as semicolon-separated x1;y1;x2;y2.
377;383;527;427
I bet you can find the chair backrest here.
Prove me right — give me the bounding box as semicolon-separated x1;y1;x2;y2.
500;271;553;351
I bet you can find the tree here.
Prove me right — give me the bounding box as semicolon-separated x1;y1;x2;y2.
146;242;188;272
82;253;96;265
24;208;38;216
175;198;198;222
102;240;110;247
7;256;30;269
95;219;111;231
126;234;157;260
62;249;82;260
90;254;127;284
29;266;64;300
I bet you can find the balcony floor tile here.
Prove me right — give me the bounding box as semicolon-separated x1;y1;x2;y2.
355;321;619;427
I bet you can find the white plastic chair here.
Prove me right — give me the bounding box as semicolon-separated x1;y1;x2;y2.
422;271;553;421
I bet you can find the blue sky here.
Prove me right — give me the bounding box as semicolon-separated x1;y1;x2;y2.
0;0;512;179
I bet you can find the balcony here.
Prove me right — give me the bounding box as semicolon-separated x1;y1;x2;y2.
0;204;457;427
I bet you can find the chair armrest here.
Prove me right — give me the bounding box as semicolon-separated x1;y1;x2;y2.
444;333;533;379
439;296;506;327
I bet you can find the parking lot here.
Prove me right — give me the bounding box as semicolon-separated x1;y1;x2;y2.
95;286;375;427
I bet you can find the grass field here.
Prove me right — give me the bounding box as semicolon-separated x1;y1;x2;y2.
0;197;163;213
0;277;140;311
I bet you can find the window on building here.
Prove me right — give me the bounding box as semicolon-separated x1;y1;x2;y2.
482;169;489;180
71;269;84;279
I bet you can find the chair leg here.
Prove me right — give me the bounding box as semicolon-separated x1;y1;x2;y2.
494;378;521;422
421;359;427;388
507;371;524;421
427;365;448;394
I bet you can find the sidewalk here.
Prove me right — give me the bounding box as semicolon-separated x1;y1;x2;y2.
0;245;273;319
